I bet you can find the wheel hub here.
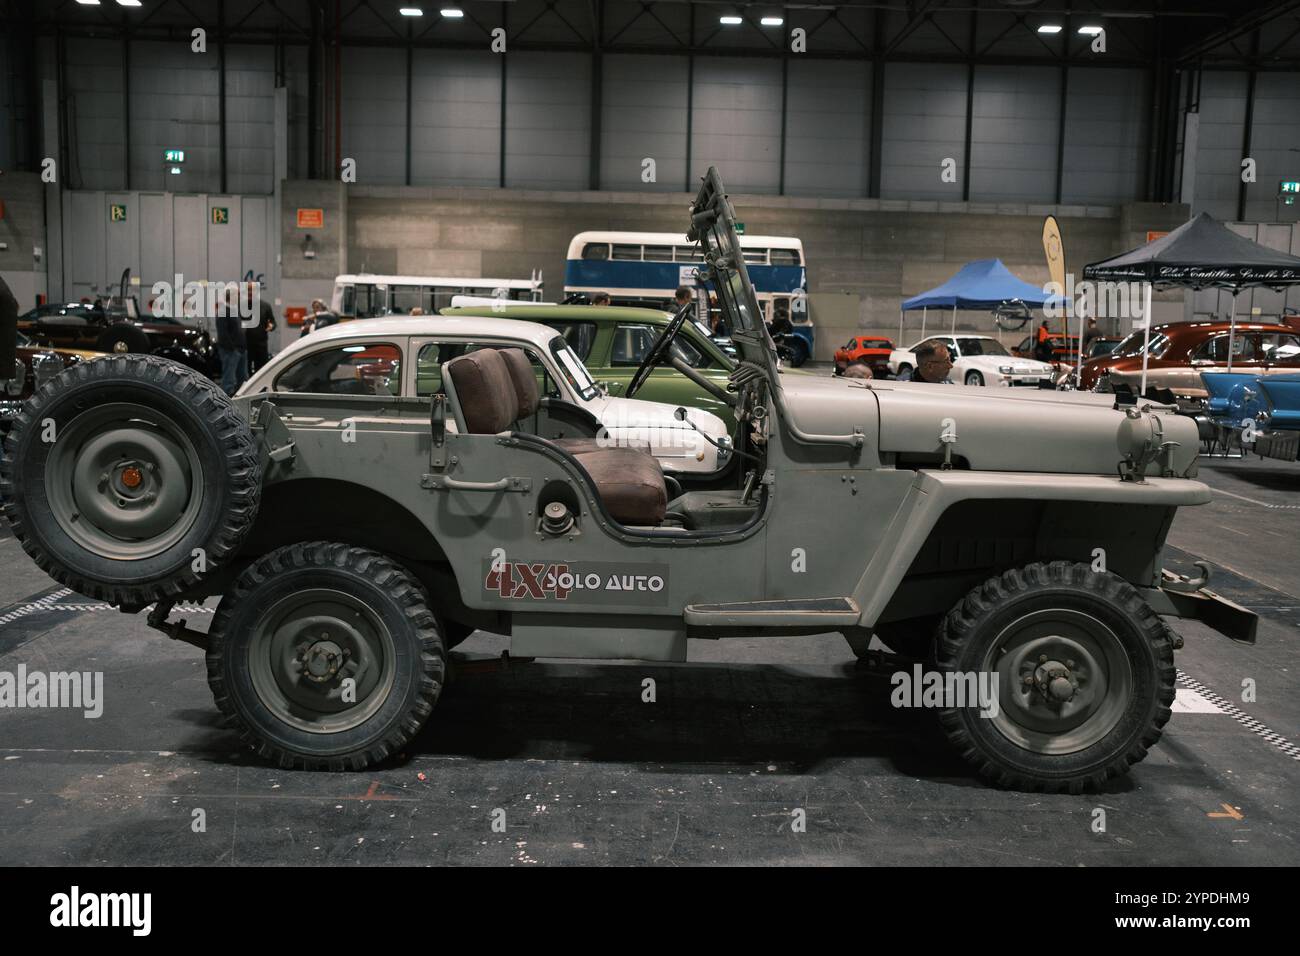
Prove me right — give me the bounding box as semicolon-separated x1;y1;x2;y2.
297;636;350;683
983;608;1134;756
1029;657;1080;703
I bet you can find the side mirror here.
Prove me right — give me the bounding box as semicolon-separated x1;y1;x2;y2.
674;406;688;421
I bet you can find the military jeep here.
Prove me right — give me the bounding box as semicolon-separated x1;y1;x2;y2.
1;169;1256;792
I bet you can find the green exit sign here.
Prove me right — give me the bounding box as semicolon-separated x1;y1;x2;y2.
734;221;746;235
1281;180;1300;193
164;149;185;163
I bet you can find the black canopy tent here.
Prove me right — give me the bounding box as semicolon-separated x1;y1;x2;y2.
1083;213;1300;390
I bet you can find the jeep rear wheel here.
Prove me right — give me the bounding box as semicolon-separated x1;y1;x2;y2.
936;561;1175;793
207;542;445;770
1;354;261;605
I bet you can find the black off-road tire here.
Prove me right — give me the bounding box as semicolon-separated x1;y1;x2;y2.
97;324;152;355
936;561;1176;793
207;542;445;771
0;354;261;605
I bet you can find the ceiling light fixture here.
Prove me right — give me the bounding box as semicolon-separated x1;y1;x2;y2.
440;7;464;17
1036;24;1062;34
760;16;784;27
399;6;424;15
720;15;743;25
1078;25;1104;35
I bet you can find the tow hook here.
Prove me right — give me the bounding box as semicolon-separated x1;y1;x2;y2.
145;599;210;652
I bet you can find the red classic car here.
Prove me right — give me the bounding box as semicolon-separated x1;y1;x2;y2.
833;335;894;376
1079;321;1300;401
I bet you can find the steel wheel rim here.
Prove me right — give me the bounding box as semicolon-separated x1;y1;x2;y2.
45;402;204;559
248;588;397;735
981;607;1134;755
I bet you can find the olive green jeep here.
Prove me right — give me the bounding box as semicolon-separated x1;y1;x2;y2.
1;169;1255;792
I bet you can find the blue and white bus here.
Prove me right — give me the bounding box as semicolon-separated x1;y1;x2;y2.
563;231;813;360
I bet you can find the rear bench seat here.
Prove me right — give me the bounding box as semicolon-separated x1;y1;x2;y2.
443;348;667;526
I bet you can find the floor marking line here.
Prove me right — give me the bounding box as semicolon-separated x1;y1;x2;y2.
1211;487;1300;510
1176;672;1300;761
0;589;73;627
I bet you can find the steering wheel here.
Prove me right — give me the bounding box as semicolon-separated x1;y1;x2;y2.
627;299;694;398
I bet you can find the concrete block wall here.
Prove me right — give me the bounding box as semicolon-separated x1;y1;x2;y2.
335;180;1202;360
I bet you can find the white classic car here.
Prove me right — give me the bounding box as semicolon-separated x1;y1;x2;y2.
886;334;1055;387
239;316;733;476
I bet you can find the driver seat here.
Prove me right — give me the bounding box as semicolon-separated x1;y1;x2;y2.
444;349;667;525
494;347;651;458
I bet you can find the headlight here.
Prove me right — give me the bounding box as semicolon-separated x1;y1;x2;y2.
716;435;733;460
4;358;24;396
999;366;1013;374
33;352;65;389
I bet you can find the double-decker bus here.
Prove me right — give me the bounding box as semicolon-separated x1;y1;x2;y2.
563;231;813;363
330;273;544;319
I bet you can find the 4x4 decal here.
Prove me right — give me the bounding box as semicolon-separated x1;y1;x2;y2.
482;560;669;605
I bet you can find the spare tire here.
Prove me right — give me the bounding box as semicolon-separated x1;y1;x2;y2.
97;324;152;356
0;354;261;606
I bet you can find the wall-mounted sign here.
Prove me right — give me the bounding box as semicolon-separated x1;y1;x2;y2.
1281;181;1300;194
110;203;127;222
211;206;229;225
296;208;324;229
164;149;185;164
734;221;746;235
1146;231;1168;243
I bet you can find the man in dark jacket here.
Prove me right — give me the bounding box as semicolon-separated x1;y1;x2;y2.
216;288;248;394
246;292;276;374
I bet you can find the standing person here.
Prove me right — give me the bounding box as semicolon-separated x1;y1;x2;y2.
1081;317;1100;356
246;289;276;374
216;288;248;394
1034;320;1053;363
591;292;612;307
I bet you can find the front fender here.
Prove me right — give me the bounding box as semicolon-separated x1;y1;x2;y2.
854;470;1211;627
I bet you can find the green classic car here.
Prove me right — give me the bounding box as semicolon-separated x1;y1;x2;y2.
441;304;738;431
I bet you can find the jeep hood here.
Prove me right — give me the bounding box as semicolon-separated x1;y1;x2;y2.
777;374;1200;476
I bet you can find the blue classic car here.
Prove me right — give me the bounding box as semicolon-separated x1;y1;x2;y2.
1202;371;1300;461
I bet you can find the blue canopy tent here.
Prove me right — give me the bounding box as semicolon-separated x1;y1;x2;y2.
899;258;1063;342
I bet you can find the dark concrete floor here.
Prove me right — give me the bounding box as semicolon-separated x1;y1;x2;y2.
0;456;1296;866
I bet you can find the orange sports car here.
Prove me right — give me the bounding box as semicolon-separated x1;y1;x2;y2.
834;335;894;376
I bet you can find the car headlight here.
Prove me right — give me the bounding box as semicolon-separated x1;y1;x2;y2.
999;365;1013;374
33;352;65;388
4;358;24;396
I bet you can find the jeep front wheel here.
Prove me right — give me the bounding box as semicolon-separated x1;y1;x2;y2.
936;561;1175;793
207;542;446;770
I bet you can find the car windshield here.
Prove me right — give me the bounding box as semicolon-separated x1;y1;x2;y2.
861;339;891;349
959;337;1011;357
15;330;32;347
550;336;600;401
1112;331;1171;358
1090;339;1119;357
689;168;772;370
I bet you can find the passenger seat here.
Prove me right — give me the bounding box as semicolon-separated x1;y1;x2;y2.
444;348;667;525
495;346;654;458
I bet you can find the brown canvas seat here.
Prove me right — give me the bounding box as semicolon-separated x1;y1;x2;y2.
445;348;667;525
494;346;651;458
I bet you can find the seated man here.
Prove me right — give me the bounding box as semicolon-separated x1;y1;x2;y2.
898;342;954;383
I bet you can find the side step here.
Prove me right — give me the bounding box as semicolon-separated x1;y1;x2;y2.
683;597;860;627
